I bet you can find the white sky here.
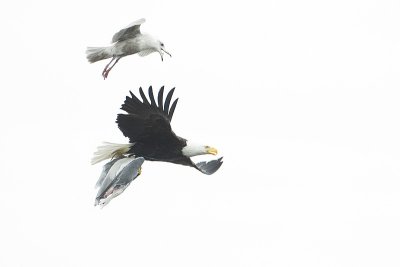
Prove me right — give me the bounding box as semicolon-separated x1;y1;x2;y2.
1;0;400;266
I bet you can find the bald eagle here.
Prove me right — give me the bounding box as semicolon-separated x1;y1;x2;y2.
92;86;223;206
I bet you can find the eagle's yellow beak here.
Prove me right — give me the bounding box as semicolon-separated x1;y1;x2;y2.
206;146;218;155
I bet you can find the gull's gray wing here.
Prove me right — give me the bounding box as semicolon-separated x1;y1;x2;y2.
95;157;145;207
112;18;146;43
194;157;223;175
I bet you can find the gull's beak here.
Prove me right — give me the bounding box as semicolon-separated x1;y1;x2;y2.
162;48;172;57
206;147;218;155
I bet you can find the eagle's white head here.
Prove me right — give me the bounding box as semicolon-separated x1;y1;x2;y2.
182;141;218;157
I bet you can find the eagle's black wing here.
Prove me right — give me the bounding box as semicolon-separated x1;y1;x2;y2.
116;86;179;144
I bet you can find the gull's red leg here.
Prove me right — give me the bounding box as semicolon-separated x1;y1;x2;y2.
102;57;116;79
103;57;121;79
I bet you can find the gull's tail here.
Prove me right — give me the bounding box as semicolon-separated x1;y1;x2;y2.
86;46;112;63
91;142;132;165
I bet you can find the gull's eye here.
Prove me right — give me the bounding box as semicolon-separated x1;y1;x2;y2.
160;43;164;47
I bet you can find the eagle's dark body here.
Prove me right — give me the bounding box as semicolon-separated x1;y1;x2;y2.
117;86;194;167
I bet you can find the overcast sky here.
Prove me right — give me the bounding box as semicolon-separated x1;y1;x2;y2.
1;0;400;266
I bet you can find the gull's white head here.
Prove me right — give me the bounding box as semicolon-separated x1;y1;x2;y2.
182;142;218;157
157;40;171;61
140;34;172;61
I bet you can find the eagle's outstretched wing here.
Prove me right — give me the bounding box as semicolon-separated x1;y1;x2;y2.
116;86;179;144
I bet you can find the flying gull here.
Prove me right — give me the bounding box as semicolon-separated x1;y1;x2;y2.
86;18;171;79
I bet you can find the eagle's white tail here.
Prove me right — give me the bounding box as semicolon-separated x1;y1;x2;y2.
91;142;132;165
86;46;113;63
